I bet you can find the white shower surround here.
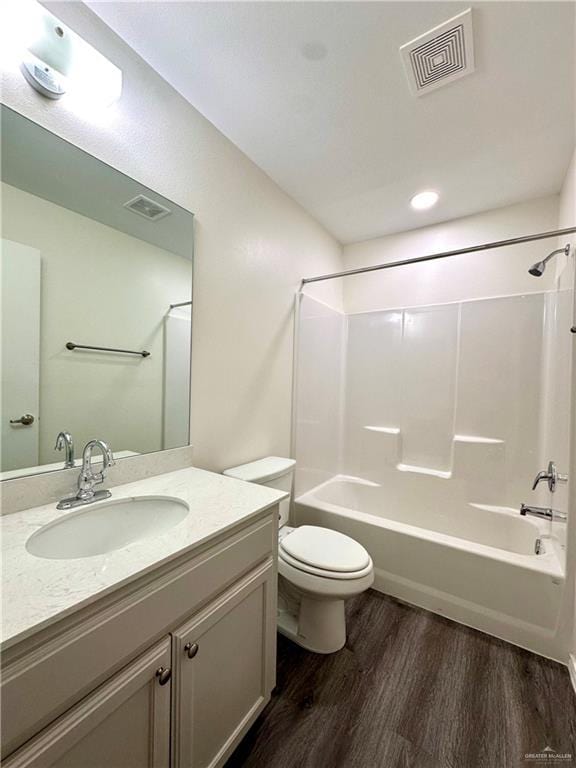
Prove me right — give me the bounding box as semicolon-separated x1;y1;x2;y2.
293;289;572;659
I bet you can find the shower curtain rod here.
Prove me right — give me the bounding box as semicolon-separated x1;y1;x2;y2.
300;225;576;286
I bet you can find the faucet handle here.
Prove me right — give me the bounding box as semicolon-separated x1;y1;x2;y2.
532;461;568;493
531;470;549;491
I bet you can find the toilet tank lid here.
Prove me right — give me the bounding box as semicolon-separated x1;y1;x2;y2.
223;456;296;483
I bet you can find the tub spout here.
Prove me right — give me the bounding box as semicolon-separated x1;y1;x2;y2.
520;503;566;522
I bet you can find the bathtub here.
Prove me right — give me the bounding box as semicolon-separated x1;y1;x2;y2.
294;475;565;660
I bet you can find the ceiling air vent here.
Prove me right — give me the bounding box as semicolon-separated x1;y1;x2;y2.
123;194;172;221
400;9;475;97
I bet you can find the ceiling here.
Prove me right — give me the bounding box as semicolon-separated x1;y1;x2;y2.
87;2;575;244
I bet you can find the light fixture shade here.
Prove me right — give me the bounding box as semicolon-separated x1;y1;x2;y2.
28;9;74;75
410;190;440;210
2;0;122;109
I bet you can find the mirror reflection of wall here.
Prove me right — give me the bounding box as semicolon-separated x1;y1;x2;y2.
0;106;194;480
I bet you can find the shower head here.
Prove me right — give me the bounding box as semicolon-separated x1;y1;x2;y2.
528;261;547;277
528;243;571;277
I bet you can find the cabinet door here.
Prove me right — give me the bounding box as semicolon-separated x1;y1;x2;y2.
173;560;276;768
5;639;172;768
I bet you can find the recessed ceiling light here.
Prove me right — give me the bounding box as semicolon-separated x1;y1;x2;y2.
410;190;439;210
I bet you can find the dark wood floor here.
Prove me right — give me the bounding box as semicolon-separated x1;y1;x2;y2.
226;590;576;768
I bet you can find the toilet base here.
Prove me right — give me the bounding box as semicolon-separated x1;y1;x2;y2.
277;594;347;654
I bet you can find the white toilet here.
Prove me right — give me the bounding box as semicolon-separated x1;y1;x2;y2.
223;457;374;654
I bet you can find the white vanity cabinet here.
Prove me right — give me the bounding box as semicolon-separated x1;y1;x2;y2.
1;509;278;768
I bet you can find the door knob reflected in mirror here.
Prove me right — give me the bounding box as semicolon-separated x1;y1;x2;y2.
9;414;35;426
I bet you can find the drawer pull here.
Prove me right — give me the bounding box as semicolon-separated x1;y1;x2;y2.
184;642;199;659
155;666;172;685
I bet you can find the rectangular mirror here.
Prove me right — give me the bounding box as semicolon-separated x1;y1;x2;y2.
1;106;194;480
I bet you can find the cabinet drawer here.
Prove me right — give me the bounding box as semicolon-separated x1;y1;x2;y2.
2;514;276;758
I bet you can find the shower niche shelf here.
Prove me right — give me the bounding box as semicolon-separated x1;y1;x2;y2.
354;423;508;483
397;463;452;479
363;426;400;435
453;435;504;445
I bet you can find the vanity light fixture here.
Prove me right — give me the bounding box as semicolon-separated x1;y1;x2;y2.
2;0;122;108
410;190;440;210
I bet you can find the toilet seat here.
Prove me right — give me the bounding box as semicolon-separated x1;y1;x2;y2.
279;525;373;580
279;549;374;580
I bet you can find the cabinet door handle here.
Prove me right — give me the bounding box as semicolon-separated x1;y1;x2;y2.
155;666;172;685
184;642;199;659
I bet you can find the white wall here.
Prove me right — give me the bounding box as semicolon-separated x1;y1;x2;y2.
1;1;343;473
2;182;191;464
342;196;560;313
294;295;344;495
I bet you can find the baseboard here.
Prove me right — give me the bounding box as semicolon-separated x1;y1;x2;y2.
372;567;564;663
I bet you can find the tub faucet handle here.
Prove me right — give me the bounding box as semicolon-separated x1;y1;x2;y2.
531;461;567;493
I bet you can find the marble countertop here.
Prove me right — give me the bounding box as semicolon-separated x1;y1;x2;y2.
1;467;286;650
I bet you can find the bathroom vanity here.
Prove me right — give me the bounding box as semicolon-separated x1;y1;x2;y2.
1;468;285;768
0;102;281;767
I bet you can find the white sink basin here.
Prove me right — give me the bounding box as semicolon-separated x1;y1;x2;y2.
26;496;189;560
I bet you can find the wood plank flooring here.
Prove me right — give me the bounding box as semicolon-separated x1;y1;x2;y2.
226;590;576;768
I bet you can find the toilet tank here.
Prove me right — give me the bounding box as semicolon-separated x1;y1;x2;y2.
223;457;295;526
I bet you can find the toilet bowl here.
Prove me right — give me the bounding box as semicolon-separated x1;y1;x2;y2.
223;457;374;654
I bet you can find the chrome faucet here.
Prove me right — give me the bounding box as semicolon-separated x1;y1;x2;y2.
77;440;115;500
531;461;568;493
520;503;567;523
57;439;115;510
54;431;75;469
